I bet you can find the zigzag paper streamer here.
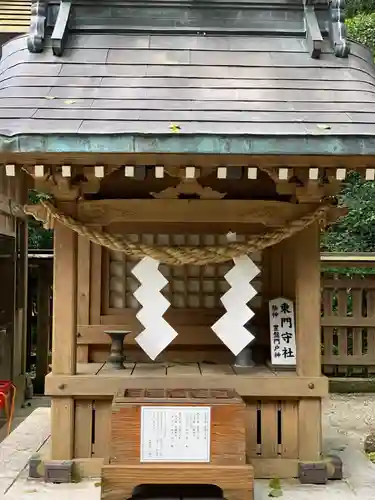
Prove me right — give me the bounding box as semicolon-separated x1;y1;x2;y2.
211;255;260;355
132;256;177;360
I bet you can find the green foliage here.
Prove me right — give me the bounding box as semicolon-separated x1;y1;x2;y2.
322;172;375;252
27;190;53;250
346;12;375;54
346;0;375;18
268;478;282;497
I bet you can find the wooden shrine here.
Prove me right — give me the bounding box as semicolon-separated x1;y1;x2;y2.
2;0;375;488
0;163;348;482
102;389;252;500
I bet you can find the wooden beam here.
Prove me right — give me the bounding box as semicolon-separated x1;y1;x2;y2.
70;456;299;481
50;204;77;460
76;236;91;363
74;199;322;227
44;373;328;398
51;0;72;56
293;222;322;461
89;241;102;324
51;398;74;460
304;5;323;58
295;223;321;378
52;219;77;374
77;324;222;346
0;193;11;216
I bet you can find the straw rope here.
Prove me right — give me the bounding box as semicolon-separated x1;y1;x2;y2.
24;200;331;265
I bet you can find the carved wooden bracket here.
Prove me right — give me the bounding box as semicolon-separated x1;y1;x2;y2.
23;166;123;200
27;0;48;53
260;166;343;202
329;0;350;57
151;178;226;199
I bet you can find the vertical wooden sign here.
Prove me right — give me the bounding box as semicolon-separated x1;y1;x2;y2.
269;297;297;367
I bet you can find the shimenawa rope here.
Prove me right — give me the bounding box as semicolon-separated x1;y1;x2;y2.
23;200;331;266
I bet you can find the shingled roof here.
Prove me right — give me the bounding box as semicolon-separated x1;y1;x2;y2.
1;0;375;155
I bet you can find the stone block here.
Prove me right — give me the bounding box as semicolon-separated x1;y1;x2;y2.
298;462;327;484
326;454;343;480
44;460;73;483
28;454;43;479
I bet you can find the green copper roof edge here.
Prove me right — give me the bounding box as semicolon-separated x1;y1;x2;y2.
0;134;375;155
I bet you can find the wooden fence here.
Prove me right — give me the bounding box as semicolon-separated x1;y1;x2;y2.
321;253;375;378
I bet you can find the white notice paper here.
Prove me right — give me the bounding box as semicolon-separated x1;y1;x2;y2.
140;406;211;463
269;297;297;366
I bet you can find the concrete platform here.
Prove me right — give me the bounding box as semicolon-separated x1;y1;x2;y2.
1;394;375;500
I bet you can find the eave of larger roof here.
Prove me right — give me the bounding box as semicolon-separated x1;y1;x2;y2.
2;133;375;156
2;0;375;156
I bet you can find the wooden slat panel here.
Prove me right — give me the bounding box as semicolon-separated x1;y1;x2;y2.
74;400;93;458
244;400;259;459
298;399;321;461
352;288;363;358
77;237;91;325
260;401;278;458
322;288;334;360
337;289;348;361
90;241;102;324
280;401;298;458
366;290;375;365
93;400;111;461
77;236;91;363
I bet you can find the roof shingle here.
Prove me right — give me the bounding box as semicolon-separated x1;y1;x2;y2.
0;33;375;139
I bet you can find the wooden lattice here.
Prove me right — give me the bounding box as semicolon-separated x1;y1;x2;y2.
107;234;262;310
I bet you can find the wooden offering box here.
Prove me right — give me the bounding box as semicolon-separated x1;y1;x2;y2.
101;388;253;500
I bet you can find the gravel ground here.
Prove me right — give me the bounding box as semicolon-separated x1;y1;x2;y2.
256;394;375;500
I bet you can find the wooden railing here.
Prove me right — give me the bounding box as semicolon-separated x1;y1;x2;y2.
321;253;375;377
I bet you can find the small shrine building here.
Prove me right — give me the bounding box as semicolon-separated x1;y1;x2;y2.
1;0;375;491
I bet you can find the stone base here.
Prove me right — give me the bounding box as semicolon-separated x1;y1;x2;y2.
326;455;343;480
298;462;327;484
44;460;73;483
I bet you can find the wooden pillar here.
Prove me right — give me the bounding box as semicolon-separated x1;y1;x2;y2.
51;214;77;460
25;272;33;373
294;222;322;461
260;238;295;348
34;262;51;394
76;236;90;363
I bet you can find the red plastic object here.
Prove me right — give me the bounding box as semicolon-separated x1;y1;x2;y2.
0;381;12;409
0;380;16;435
